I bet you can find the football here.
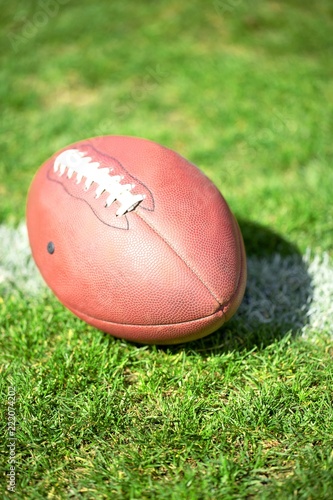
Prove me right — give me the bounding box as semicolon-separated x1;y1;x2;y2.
26;136;246;344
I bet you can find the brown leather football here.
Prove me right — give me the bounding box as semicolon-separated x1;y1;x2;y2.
26;136;246;344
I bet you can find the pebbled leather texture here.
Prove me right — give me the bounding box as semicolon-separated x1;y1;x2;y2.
26;135;247;344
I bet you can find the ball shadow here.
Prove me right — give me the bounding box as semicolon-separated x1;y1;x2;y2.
156;218;314;355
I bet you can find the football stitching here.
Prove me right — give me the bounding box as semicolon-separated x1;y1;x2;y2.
53;148;145;216
80;142;155;213
47;145;156;230
46;171;130;230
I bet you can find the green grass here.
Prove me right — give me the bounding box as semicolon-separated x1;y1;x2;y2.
1;294;333;498
1;0;333;498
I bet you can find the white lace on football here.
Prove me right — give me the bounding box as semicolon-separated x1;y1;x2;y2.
54;149;145;216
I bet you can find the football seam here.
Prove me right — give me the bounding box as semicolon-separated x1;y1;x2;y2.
68;301;225;327
65;242;246;327
136;209;233;309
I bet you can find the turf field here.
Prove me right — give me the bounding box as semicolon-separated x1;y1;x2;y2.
1;1;333;498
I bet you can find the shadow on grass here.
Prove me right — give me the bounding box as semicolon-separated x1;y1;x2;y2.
156;219;313;355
